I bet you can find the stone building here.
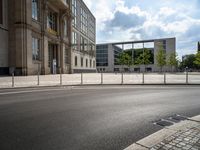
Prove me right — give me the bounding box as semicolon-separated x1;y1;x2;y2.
71;0;96;73
0;0;96;75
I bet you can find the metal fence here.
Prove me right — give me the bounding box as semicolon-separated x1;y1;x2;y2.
0;72;200;88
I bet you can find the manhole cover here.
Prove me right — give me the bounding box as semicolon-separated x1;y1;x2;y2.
171;115;188;121
155;120;174;127
166;118;180;123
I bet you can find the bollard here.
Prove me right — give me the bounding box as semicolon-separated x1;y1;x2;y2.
164;72;166;85
37;63;40;86
186;71;189;84
60;72;62;86
142;72;144;84
81;73;83;85
37;71;40;86
12;73;14;88
121;73;124;84
101;73;103;84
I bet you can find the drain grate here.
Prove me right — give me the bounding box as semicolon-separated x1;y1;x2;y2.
155;120;174;127
154;114;188;127
171;114;188;121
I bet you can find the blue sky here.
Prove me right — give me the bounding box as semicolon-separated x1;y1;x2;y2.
83;0;200;58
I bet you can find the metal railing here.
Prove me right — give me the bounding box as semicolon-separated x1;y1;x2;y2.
0;71;200;88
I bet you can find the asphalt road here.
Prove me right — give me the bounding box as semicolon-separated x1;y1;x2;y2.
0;85;200;150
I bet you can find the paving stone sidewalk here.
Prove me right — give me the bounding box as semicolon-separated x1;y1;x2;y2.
151;125;200;150
125;116;200;150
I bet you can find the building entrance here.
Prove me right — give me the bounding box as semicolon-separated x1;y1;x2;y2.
48;43;58;74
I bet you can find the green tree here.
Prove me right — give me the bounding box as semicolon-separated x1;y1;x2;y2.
156;46;166;72
167;52;178;72
194;51;200;70
135;49;152;72
179;54;197;71
117;52;133;72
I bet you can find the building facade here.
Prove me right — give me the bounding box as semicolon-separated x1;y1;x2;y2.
96;38;176;72
0;0;96;75
0;0;9;75
71;0;96;73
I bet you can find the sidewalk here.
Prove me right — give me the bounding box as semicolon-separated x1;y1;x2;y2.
125;115;200;150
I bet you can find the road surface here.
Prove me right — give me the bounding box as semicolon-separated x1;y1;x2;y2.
0;85;200;150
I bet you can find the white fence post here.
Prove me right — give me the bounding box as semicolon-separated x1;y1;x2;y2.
81;73;83;85
101;73;103;84
12;73;14;88
142;72;144;84
186;71;189;84
121;73;124;84
164;72;166;85
60;72;62;86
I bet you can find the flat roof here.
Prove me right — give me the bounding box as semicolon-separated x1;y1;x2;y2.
97;37;176;45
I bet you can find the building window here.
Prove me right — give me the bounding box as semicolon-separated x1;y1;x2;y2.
81;57;83;67
72;0;77;27
64;19;68;37
86;59;88;67
93;60;95;68
32;0;39;21
48;10;57;32
90;59;92;68
75;56;78;66
65;48;68;64
72;31;77;50
32;37;40;61
81;7;88;35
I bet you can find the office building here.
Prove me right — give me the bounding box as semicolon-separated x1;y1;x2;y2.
96;38;176;72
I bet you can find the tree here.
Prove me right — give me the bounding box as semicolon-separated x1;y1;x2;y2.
156;46;166;72
167;52;178;72
135;49;152;72
179;54;197;71
194;51;200;70
117;52;133;72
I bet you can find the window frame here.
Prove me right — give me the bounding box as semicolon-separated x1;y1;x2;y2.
32;0;39;21
47;10;57;32
32;37;40;61
75;56;78;66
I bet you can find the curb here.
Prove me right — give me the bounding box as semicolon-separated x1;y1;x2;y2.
1;84;200;90
124;115;200;150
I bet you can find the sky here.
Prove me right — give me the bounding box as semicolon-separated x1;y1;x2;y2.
83;0;200;58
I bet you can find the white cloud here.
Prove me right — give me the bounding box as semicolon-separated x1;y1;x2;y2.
83;0;200;56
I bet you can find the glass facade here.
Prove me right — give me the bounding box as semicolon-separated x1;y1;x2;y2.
96;45;108;67
32;37;40;61
113;45;123;65
32;0;38;21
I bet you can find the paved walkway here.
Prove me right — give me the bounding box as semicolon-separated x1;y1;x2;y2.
125;116;200;150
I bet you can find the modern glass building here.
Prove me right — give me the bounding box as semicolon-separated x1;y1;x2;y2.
96;38;176;72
